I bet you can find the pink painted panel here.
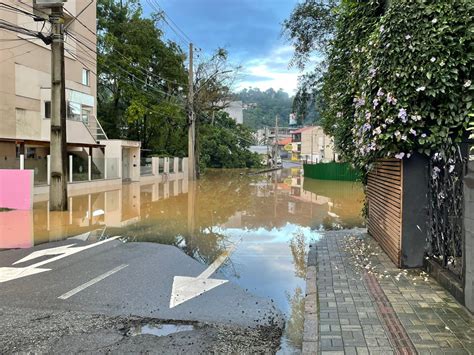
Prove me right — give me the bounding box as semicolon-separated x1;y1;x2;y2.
0;169;33;210
0;210;33;249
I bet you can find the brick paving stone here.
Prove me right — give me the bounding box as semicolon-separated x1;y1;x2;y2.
303;229;474;354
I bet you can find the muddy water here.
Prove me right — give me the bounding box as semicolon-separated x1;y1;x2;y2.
0;168;364;353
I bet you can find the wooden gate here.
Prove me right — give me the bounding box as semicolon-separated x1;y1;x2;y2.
367;159;403;266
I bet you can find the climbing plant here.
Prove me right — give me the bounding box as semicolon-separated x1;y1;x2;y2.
286;0;474;173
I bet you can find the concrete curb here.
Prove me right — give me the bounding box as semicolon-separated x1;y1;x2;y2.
302;244;318;354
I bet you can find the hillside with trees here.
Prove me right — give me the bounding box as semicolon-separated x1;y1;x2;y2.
236;88;320;130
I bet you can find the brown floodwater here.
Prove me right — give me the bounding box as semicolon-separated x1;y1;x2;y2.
0;168;365;353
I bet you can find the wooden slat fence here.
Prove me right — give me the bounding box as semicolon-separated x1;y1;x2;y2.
367;159;403;266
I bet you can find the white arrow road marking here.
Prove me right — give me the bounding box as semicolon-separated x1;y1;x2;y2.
58;264;128;300
169;245;236;308
0;236;121;284
0;267;51;283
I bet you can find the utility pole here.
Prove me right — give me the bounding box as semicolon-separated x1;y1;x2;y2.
273;115;279;168
187;42;196;180
49;4;68;211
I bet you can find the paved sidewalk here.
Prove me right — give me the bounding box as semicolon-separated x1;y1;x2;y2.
303;230;474;354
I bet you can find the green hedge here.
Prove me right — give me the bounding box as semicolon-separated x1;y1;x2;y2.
303;162;361;182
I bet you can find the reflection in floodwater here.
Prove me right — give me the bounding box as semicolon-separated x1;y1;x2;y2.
286;287;305;350
129;323;195;337
0;168;365;353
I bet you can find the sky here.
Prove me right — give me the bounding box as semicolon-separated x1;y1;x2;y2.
142;0;302;95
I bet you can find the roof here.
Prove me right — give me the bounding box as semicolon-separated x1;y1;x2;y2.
277;137;292;145
291;126;315;134
0;137;105;148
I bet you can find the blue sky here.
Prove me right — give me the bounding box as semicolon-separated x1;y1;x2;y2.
142;0;301;94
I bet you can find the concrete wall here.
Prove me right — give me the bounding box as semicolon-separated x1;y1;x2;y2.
101;140;141;181
464;167;474;313
0;142;17;169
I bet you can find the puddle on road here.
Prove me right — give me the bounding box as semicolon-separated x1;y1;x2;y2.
129;323;195;337
0;168;365;353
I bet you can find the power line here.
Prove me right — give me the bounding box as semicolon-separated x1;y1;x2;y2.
155;0;192;42
0;39;35;51
64;0;94;31
0;46;40;64
0;2;43;20
66;28;186;96
63;6;95;36
146;0;191;47
65;48;97;76
0;19;51;43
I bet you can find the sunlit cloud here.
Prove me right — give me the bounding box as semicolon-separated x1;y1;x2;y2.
236;45;300;95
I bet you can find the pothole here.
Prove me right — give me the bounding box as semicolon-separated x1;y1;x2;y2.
128;323;195;337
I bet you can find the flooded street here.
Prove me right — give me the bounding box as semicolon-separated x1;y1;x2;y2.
0;168;364;353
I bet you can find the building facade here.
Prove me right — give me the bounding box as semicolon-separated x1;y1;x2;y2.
0;1;140;186
222;101;244;124
291;126;336;163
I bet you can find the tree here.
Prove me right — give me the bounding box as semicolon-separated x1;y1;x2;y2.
96;1;262;169
199;112;261;169
97;0;188;156
236;88;296;129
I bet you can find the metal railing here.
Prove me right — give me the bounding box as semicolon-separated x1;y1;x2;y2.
84;114;108;141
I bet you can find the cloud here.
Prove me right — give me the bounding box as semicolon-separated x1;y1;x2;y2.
145;0;303;94
236;45;300;94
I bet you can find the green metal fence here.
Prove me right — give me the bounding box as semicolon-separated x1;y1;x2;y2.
303;162;362;181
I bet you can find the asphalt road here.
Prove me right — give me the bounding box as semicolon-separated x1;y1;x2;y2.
0;236;284;352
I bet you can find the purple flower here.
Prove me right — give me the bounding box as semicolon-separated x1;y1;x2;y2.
362;123;371;132
395;152;405;159
353;97;365;108
421;133;427;138
409;128;417;136
398;108;407;122
373;98;379;109
376;88;384;97
369;68;377;78
387;92;397;105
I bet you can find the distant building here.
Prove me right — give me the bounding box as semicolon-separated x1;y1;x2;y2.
291;126;336;163
223;101;243;124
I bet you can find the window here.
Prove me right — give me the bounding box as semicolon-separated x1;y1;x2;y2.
67;101;81;121
26;147;36;159
81;106;92;124
44;101;51;119
82;68;90;86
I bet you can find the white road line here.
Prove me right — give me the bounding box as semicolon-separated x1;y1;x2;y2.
58;264;128;300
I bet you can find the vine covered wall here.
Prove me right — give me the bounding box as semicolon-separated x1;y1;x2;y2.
320;0;473;173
